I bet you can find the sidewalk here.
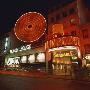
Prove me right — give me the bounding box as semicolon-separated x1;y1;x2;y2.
0;70;90;82
0;70;47;78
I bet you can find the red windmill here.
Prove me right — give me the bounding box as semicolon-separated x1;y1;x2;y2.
14;12;47;43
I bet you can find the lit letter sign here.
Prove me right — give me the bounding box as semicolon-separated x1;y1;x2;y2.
10;44;31;53
45;36;80;50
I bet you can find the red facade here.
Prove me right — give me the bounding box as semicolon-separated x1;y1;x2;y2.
47;0;90;57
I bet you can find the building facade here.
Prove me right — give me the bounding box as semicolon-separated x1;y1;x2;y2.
0;0;90;75
0;28;46;71
45;0;90;75
0;12;47;71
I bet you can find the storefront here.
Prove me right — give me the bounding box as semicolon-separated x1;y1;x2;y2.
45;35;81;75
5;44;46;71
83;54;90;68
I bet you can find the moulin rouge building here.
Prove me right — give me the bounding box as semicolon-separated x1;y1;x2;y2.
0;0;90;75
45;0;90;74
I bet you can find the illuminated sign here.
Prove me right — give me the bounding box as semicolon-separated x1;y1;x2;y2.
28;54;35;63
52;24;64;35
4;37;10;53
14;12;46;43
45;36;80;50
85;55;90;60
53;50;77;58
21;56;27;63
10;44;31;53
6;57;20;67
54;52;71;58
36;53;45;62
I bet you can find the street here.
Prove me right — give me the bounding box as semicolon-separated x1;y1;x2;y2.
0;74;90;90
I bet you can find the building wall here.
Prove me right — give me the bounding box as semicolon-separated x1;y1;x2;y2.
48;0;79;36
48;0;90;57
80;23;90;54
9;29;26;50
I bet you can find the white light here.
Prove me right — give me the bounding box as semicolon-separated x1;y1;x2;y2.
14;57;20;64
72;62;78;64
63;46;77;49
48;46;77;52
85;56;90;59
77;47;81;58
7;58;14;65
21;46;26;50
13;48;18;53
37;53;45;62
4;38;9;50
26;44;31;49
6;37;8;41
48;48;55;52
10;50;13;53
28;54;35;63
21;56;27;63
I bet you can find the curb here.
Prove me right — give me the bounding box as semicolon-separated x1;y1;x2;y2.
0;71;90;83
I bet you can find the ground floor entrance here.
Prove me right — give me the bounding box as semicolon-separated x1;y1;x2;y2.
49;46;80;75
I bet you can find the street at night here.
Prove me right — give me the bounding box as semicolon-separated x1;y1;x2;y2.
0;0;90;90
0;74;90;90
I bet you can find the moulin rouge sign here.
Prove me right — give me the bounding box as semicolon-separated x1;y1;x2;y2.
45;36;80;50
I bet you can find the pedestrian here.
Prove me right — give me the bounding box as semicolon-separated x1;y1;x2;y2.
64;65;67;75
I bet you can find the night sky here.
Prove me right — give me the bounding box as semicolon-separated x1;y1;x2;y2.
0;0;89;33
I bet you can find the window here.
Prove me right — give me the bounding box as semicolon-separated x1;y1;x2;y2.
36;53;45;62
28;54;35;63
21;56;27;63
71;31;76;36
62;11;67;17
51;17;55;23
4;37;9;50
84;44;90;53
69;8;75;15
70;18;76;25
56;14;61;21
82;29;88;38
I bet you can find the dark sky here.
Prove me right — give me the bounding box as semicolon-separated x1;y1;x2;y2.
0;0;89;33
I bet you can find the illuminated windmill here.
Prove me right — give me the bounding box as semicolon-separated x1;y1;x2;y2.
14;12;47;43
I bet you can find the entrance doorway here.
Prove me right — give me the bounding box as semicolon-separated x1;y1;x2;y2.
52;48;78;75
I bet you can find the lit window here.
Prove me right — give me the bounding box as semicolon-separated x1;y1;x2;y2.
51;17;55;23
62;11;67;17
37;53;45;62
6;38;8;41
82;29;88;38
84;44;90;53
21;56;27;63
28;54;35;63
69;8;75;15
70;18;76;25
14;57;20;64
56;14;61;21
4;37;9;50
71;31;76;36
7;58;14;65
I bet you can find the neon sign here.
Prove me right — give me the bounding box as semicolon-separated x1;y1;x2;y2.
10;44;31;53
45;36;80;50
